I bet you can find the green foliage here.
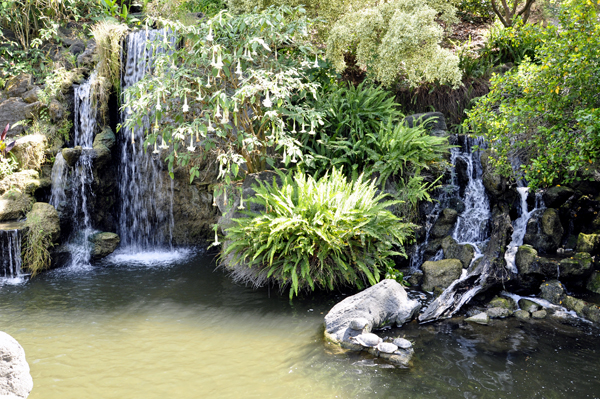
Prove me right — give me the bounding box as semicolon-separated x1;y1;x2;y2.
326;0;461;88
479;22;548;66
366;121;452;187
466;0;600;189
22;214;53;277
0;156;18;179
223;168;415;298
456;0;494;20
185;0;227;16
122;6;323;186
299;82;401;177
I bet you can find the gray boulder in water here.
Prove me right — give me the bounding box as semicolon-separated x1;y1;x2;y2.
0;331;33;398
89;232;120;259
324;279;421;346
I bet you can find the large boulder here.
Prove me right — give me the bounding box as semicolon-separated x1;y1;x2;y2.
62;146;82;168
441;236;474;268
430;208;458;239
89;232;120;259
587;271;600;294
543;185;575;208
421;259;462;292
4;74;32;98
25;202;60;243
0;191;33;221
523;208;564;254
324;279;421;346
0;331;33;398
11;134;46;171
576;233;600;255
0;170;41;197
559;252;593;280
0;98;29;137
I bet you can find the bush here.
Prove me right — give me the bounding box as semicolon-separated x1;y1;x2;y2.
466;0;600;189
479;22;548;67
223;169;415;298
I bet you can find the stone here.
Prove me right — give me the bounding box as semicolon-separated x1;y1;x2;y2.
514;309;531;320
488;296;516;310
324;279;421;346
518;299;540;313
539;280;566;304
0;170;40;196
0;331;33;398
441;236;474;268
11;134;46;170
421;259;462;292
62;146;82;167
0;191;33;221
465;312;489;325
91;142;111;169
576;233;600;255
482;168;504;197
0;98;28;137
515;245;538;274
487;307;512;319
586;271;600;294
447;197;466;214
403;112;447;135
455;157;470;197
88;232;120;260
25;202;60;243
23;101;42;119
559;252;593;279
93;126;116;150
5;74;32;98
48;99;65;122
69;40;86;55
531;309;547;319
349;318;369;331
407;270;423;286
77;40;96;67
430;208;458;239
20;87;41;104
543;185;574;208
523;209;564;254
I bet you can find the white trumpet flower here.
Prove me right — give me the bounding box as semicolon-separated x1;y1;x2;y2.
236;59;243;78
153;141;159;154
314;54;319;68
238;189;244;209
160;137;169;150
263;91;272;108
215;103;222;118
156;97;162;111
187;135;196;152
300;121;307;133
131;130;135;144
206;26;213;42
291;119;297;134
182;94;189;113
207;119;215;132
213;227;220;245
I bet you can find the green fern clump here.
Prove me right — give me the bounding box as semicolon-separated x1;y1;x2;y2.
222;169;415;298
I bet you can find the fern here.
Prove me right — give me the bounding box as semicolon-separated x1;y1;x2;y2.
222;168;415;298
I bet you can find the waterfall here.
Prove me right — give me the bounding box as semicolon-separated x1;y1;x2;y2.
504;187;544;273
450;136;490;259
0;225;24;281
49;153;68;210
117;28;176;252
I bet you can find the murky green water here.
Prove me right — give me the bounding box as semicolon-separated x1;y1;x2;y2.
0;250;599;398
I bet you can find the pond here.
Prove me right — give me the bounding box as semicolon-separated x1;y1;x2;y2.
0;250;599;398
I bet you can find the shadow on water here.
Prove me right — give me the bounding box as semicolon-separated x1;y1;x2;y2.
0;250;599;399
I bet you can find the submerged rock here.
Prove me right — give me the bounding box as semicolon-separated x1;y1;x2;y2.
465;312;489;325
88;232;120;260
0;331;33;398
421;259;462;292
324;279;420;346
487;307;512;319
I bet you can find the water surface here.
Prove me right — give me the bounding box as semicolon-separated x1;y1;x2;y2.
0;250;599;398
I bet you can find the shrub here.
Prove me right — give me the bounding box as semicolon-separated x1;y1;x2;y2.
479;22;548;67
222;168;415;298
465;0;600;189
122;6;323;186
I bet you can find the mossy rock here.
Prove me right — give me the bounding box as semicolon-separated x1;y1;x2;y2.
441;236;474;268
0;170;41;196
559;252;592;278
430;208;458;239
488;296;516;310
421;259;462;292
0;190;33;221
586;271;600;294
11;134;47;171
88;232;120;260
543;185;575;208
576;233;600;255
515;245;538;274
93;126;116;149
24;202;60;244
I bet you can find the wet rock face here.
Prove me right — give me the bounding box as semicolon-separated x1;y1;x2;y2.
0;331;33;398
523;208;564;254
587;271;600;294
89;232;120;259
441;236;474;268
576;233;600;255
543;186;574;208
62;146;82;168
421;259;462;292
430;208;458;239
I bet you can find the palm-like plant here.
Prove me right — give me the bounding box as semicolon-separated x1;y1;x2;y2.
222;168;415;298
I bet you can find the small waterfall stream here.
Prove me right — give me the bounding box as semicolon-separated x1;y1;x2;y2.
117;28;176;253
0;226;23;279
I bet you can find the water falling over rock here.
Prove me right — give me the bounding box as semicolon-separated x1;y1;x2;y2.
118;28;176;252
0;224;23;279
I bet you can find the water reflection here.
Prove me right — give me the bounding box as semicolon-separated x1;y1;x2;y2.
0;252;598;398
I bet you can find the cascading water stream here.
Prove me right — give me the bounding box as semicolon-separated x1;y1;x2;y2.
0;226;23;281
117;28;176;253
504;187;544;273
450;136;491;262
